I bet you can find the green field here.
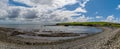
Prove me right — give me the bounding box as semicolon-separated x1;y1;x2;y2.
56;22;120;27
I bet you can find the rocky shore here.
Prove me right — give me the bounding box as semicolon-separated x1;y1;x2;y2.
0;27;90;45
0;27;120;49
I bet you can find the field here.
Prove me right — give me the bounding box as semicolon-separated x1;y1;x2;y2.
56;22;120;27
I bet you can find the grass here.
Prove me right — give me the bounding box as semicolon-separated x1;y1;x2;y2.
56;22;120;27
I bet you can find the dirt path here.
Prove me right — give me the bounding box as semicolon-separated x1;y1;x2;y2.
0;27;120;49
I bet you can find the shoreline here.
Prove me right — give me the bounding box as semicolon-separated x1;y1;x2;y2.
0;27;102;45
0;27;119;49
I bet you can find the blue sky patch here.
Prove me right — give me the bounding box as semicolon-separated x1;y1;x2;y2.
85;0;120;18
8;0;32;8
63;3;80;11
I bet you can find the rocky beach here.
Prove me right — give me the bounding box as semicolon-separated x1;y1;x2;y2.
0;27;119;49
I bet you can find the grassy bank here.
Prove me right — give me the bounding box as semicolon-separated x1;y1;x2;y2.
56;22;120;27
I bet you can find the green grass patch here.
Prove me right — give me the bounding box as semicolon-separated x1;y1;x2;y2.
56;22;120;27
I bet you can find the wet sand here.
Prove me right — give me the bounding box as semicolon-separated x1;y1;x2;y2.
0;27;120;49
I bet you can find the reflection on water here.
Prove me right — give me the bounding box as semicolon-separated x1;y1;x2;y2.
0;24;103;40
0;24;102;34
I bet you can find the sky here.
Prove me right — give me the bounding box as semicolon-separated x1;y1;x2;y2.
0;0;120;24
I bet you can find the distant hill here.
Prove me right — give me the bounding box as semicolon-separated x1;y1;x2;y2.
56;22;120;27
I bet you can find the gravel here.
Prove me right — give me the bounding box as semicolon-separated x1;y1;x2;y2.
0;27;120;49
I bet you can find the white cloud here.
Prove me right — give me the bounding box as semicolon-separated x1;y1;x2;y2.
75;15;93;22
103;15;120;23
0;0;9;19
52;0;78;8
0;9;8;19
74;7;87;13
0;0;90;23
117;5;120;9
96;16;102;19
99;15;120;23
79;0;90;8
0;0;8;9
13;0;78;9
106;15;115;22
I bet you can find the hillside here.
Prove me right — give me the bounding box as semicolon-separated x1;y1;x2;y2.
56;22;120;27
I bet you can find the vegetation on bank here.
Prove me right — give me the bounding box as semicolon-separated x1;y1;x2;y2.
56;22;120;27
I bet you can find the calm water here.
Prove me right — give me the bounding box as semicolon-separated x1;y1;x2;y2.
0;24;102;34
0;24;103;40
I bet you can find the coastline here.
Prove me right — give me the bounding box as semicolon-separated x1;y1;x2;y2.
0;27;119;49
0;27;102;45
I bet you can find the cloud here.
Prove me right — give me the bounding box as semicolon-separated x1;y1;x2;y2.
96;16;102;19
75;15;93;22
103;15;120;23
79;0;90;8
117;5;120;9
0;0;90;24
0;9;8;19
0;0;9;18
74;7;87;13
12;0;78;8
104;15;115;22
